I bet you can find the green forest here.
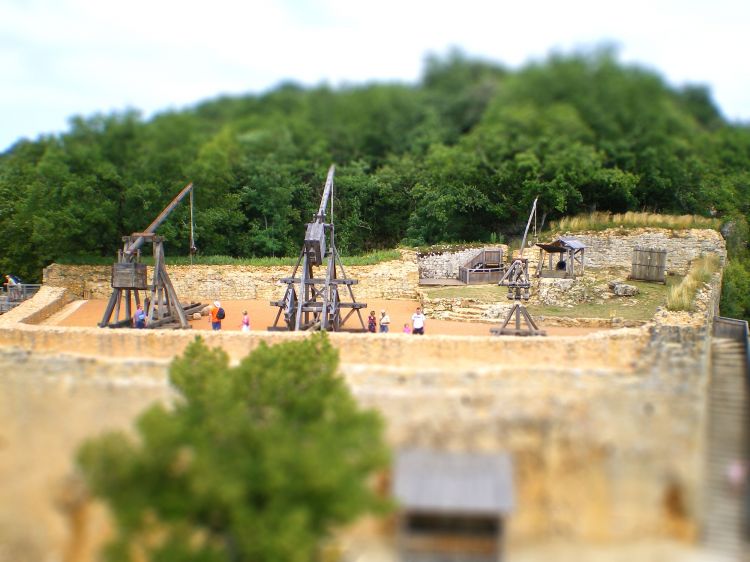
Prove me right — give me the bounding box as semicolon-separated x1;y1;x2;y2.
1;48;749;314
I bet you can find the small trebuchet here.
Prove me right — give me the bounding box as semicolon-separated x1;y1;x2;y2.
270;165;367;331
491;197;546;337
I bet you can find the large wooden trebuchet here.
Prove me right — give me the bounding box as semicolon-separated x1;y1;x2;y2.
270;165;366;331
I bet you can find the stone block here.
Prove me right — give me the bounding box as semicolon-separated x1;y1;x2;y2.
608;281;639;296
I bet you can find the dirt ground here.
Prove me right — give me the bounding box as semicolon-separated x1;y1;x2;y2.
49;299;605;337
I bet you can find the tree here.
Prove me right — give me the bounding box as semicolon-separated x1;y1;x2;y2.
78;334;390;562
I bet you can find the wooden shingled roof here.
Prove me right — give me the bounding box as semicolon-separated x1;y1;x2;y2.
393;449;514;515
536;237;586;252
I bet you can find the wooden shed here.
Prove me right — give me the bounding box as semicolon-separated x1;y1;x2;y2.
393;449;514;562
535;237;586;279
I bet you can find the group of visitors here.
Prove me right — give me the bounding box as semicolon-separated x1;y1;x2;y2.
207;301;250;332
367;306;426;335
133;300;251;331
132;300;428;334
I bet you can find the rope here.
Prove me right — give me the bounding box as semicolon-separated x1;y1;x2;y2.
189;188;196;265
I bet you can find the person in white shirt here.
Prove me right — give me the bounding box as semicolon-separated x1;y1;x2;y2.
379;309;391;333
411;306;426;335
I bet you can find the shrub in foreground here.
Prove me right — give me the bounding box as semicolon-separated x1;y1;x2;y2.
78;334;390;562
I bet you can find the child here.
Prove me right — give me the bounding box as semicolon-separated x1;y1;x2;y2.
367;310;377;333
241;310;250;332
133;304;147;329
402;323;411;334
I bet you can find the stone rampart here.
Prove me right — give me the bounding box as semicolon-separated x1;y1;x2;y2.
560;228;725;273
0;231;728;561
0;320;646;375
42;251;419;302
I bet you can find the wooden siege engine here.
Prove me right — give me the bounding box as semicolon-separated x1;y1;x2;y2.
270;165;367;331
491;197;546;337
99;182;202;329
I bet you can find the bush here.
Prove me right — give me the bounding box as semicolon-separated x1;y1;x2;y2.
56;249;402;268
721;259;750;319
77;334;390;562
552;212;720;233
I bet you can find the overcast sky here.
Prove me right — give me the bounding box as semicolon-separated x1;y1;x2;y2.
2;0;749;152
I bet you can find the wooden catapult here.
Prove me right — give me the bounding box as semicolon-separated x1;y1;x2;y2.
491;197;546;336
270;165;367;331
99;182;202;329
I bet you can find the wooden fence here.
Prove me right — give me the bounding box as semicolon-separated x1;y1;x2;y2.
631;248;667;282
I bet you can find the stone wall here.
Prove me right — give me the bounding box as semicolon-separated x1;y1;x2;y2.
417;246;507;279
560;228;726;274
418;248;479;279
42;250;419;302
0;231;728;561
0;289;647;371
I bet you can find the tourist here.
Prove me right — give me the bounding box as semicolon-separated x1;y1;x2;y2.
209;300;224;331
241;310;251;332
411;306;426;335
402;323;411;334
379;309;391;333
133;304;147;329
367;310;377;333
4;275;19;299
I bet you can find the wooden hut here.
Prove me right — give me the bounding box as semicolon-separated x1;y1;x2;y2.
393;449;514;562
535;237;585;279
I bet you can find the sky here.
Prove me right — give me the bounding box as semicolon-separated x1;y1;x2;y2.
2;0;749;152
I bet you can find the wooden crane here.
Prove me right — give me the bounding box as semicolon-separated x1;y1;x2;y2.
99;182;202;329
270;165;367;331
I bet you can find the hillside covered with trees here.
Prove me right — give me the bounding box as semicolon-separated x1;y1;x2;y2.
1;48;749;290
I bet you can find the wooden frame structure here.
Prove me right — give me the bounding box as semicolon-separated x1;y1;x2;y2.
535;238;586;279
491;197;545;336
491;258;545;336
99;182;201;329
270;165;366;332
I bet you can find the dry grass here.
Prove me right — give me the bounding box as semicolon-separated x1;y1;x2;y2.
553;212;720;233
666;254;721;311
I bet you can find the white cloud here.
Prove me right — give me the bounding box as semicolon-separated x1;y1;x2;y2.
1;0;749;149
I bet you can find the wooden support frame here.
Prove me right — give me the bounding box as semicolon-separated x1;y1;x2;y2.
491;258;546;337
99;182;200;330
535;240;586;279
269;165;366;332
99;235;199;329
